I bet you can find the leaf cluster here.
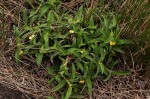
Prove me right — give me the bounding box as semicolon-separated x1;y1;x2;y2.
14;0;131;98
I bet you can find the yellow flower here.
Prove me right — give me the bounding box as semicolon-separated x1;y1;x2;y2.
69;30;74;34
79;80;84;84
19;50;23;55
109;41;116;46
29;34;35;40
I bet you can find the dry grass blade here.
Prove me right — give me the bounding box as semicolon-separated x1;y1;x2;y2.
118;0;150;38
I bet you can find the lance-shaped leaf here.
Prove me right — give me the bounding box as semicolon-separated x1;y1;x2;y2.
64;86;72;99
70;94;84;98
87;15;96;29
113;47;125;53
118;39;133;45
39;3;51;18
109;14;117;28
76;62;84;72
47;11;54;25
52;79;66;92
71;63;76;79
44;31;49;48
98;62;105;74
36;53;43;66
23;8;28;26
104;72;111;81
86;77;92;95
112;71;130;76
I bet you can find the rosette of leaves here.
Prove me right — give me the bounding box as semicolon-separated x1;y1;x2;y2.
14;0;131;98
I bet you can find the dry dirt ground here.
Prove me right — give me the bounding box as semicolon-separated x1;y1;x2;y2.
0;84;34;99
0;49;57;99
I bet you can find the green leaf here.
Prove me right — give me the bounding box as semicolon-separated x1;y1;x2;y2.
36;53;43;66
86;77;92;95
108;60;118;69
50;51;60;63
70;94;84;98
39;3;51;18
112;15;117;27
52;79;66;92
48;77;55;84
40;46;48;53
29;9;38;18
112;71;130;76
84;64;89;78
55;75;61;82
72;37;77;47
87;15;96;29
87;38;100;44
83;33;89;43
109;14;117;28
23;8;28;26
62;45;72;48
104;72;111;81
44;31;49;48
47;96;54;99
15;49;21;64
98;62;105;74
47;67;56;75
71;63;76;79
66;48;79;54
61;92;65;99
48;0;56;6
76;6;83;21
29;15;38;25
113;47;125;53
118;39;133;45
100;51;106;62
47;11;54;25
13;26;20;37
37;23;47;28
112;14;117;26
93;66;100;78
77;31;82;47
85;55;96;63
53;11;61;22
102;15;109;28
76;62;84;72
104;36;114;44
65;86;72;99
71;51;80;57
115;25;120;35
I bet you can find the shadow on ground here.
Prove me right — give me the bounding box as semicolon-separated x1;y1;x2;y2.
0;84;34;99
